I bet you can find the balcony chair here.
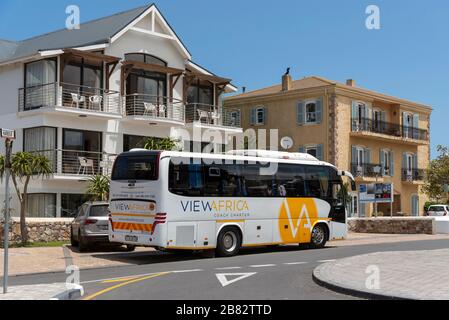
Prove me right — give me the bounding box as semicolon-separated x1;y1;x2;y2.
211;111;221;125
197;109;210;124
158;105;167;118
70;93;86;109
89;95;103;111
143;102;157;117
77;157;95;175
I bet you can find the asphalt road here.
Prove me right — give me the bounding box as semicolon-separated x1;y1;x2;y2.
4;238;449;300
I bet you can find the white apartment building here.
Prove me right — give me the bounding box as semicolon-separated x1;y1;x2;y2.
0;4;241;218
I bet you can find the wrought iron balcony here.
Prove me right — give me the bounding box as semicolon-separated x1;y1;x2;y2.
401;169;426;182
352;118;428;141
350;163;383;178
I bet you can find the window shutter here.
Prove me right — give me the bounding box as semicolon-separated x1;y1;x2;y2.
413;154;418;170
359;203;366;217
262;106;267;124
379;149;385;176
316;98;323;124
250;107;256;125
364;148;371;164
402;153;407;170
351;146;357;165
365;105;372;120
390;151;394;176
316;144;324;161
299;146;305;153
297;101;305;125
351;101;358;130
413;114;420;139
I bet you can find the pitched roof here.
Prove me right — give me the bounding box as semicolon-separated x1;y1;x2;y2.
0;4;153;63
226;76;332;100
226;76;432;110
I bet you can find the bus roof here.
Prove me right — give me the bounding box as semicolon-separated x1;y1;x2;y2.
123;149;337;169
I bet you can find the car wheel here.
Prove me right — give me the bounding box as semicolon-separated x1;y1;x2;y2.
70;227;78;247
310;224;328;249
216;227;242;257
78;230;89;252
125;245;136;252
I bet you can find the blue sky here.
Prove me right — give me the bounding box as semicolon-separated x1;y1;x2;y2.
0;0;447;158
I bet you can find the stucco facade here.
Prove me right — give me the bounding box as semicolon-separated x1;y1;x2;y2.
224;76;432;217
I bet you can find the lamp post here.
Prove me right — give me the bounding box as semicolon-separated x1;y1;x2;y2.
1;128;15;294
373;165;382;218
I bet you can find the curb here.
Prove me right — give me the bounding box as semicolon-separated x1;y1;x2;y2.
312;263;411;301
51;284;84;301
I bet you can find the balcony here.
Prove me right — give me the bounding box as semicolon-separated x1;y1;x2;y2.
18;82;121;117
351;163;383;179
185;103;241;129
401;169;426;183
32;149;116;179
123;94;184;124
351;118;428;144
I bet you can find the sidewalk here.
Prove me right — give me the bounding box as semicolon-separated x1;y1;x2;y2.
0;283;83;300
1;233;449;277
313;249;449;300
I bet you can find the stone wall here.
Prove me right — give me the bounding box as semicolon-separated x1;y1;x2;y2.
348;217;436;235
0;218;72;244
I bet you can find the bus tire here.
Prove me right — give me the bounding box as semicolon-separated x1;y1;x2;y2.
310;224;328;249
216;227;242;257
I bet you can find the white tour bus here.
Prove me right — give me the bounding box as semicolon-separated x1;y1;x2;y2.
108;150;356;257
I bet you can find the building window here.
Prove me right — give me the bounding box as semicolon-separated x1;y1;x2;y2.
380;149;394;176
23;58;57;110
297;99;322;125
26;194;56;218
125;53;167;67
250;106;266;125
227;110;241;127
61;194;90;218
300;144;324;161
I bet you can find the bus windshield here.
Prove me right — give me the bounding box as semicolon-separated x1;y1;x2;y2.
112;154;159;181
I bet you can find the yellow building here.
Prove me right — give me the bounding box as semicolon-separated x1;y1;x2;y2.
224;74;432;217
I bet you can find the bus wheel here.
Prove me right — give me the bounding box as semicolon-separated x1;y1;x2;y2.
216;227;242;257
310;224;328;249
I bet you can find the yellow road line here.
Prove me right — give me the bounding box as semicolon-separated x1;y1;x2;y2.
101;277;140;283
83;272;170;300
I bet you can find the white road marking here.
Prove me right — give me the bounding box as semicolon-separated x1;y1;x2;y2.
215;267;242;270
81;269;202;284
216;273;257;287
317;259;336;263
172;269;203;274
249;264;276;268
284;262;308;265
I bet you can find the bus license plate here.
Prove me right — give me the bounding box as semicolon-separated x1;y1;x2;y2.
125;235;138;242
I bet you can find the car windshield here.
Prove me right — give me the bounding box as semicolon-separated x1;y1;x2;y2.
89;205;109;217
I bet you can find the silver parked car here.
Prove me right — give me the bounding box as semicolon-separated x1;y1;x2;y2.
70;202;136;252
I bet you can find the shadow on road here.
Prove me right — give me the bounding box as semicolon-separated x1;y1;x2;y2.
68;244;337;267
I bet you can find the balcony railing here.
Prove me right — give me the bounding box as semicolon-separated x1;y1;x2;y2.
31;149;116;177
124;94;184;122
185;103;241;128
352;118;428;141
351;163;383;178
18;82;121;114
401;169;426;182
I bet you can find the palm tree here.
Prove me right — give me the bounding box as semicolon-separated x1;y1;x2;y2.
0;152;52;243
86;174;110;202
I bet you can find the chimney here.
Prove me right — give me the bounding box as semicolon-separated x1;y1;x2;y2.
346;79;356;87
242;86;246;93
282;72;292;91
